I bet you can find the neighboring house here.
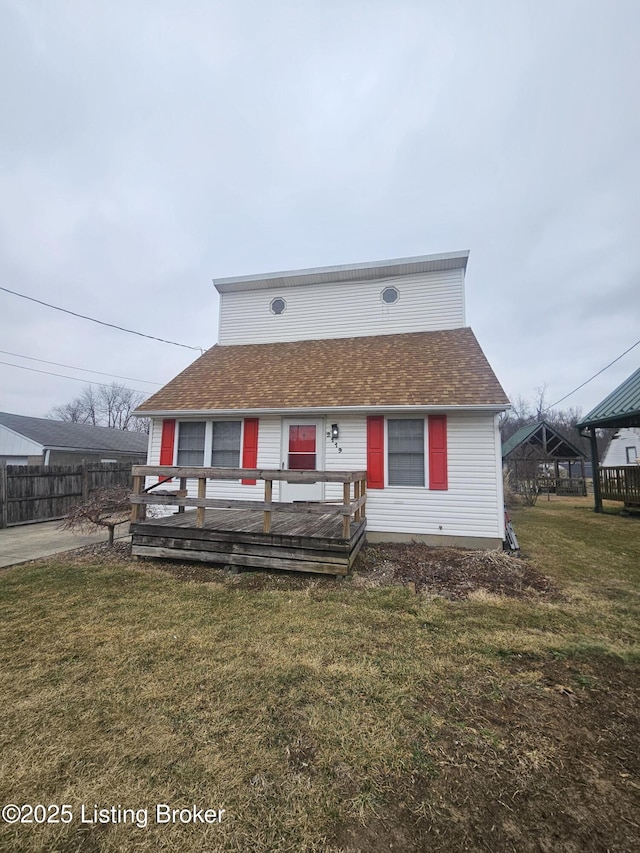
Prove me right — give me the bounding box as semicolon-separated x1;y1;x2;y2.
135;251;510;548
601;428;640;466
0;412;149;465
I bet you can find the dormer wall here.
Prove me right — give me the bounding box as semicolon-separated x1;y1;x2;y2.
217;267;466;346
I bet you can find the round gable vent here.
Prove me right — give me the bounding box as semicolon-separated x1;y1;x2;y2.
381;286;399;304
270;297;286;315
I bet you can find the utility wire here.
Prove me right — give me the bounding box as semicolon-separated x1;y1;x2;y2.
0;286;204;352
0;360;149;394
0;349;162;386
543;336;640;412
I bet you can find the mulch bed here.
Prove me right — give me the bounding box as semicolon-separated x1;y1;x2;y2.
355;542;560;599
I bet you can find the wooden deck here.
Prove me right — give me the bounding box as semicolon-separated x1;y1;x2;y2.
131;508;366;576
600;466;640;506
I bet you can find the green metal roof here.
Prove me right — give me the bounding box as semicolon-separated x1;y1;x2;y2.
501;423;540;458
502;420;586;460
577;366;640;429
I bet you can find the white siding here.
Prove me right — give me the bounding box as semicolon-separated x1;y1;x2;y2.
0;425;42;458
323;413;502;540
602;428;640;466
219;269;465;345
147;416;281;503
148;412;504;542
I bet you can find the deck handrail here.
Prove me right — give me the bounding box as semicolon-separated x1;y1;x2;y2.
130;466;367;538
599;465;640;504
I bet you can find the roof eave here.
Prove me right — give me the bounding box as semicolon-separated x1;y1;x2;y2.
213;250;470;293
134;403;509;418
577;412;640;430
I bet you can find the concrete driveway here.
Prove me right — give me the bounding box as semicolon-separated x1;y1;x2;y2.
0;520;131;569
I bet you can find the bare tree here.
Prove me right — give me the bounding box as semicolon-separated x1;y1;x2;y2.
61;485;131;547
48;383;149;433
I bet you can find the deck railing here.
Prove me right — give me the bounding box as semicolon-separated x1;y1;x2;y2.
599;466;640;505
130;466;367;539
536;476;587;497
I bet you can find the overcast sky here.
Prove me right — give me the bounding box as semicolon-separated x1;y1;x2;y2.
1;0;639;423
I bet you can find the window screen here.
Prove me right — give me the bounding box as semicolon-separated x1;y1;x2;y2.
177;422;205;466
388;419;425;486
211;421;241;467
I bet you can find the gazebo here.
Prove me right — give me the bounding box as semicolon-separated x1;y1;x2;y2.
502;420;587;496
577;366;640;511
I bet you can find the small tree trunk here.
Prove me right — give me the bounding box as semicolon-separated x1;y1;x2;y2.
107;523;115;547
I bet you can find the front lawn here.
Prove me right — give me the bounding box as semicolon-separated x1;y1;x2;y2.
0;497;638;852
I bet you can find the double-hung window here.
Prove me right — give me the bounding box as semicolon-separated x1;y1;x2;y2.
211;421;241;467
176;422;206;466
387;419;425;486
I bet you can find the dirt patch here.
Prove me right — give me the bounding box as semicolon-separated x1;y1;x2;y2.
355;542;559;599
332;656;640;853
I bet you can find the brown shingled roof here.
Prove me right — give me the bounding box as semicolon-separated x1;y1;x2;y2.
136;329;509;413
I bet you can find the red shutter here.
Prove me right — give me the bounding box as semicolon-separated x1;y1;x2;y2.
159;418;176;483
241;418;259;485
428;415;448;490
159;419;176;465
367;416;385;489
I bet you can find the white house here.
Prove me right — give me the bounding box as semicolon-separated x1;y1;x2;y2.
135;251;510;548
602;428;640;466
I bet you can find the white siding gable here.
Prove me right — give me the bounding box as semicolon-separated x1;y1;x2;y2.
218;268;465;345
602;428;640;466
0;424;43;458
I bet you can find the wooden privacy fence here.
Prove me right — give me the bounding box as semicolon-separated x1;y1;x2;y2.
600;466;640;505
0;462;134;528
130;466;367;539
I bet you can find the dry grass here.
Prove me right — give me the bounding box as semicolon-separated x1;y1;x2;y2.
0;496;638;852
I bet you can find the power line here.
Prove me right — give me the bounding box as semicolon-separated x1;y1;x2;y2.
0;359;149;394
544;336;640;412
0;349;162;386
0;286;204;352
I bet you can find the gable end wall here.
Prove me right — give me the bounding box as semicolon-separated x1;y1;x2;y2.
218;268;465;345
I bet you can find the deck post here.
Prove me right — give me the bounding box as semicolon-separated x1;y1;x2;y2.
361;477;366;521
354;478;361;521
131;475;143;523
196;477;206;527
263;478;272;533
588;427;603;512
178;477;187;513
342;480;351;539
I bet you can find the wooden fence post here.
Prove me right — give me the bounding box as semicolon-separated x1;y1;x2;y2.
82;460;90;501
0;462;7;529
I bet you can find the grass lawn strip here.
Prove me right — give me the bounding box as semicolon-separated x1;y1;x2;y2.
0;496;637;852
